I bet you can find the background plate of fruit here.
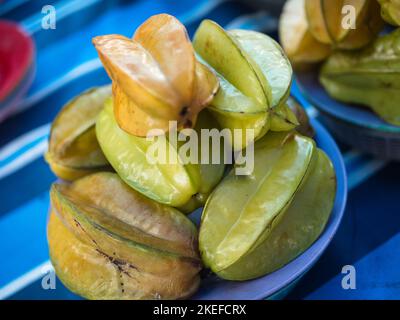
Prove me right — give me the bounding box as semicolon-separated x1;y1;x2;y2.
45;14;347;300
280;0;400;160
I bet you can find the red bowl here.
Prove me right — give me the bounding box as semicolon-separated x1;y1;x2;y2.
0;20;35;120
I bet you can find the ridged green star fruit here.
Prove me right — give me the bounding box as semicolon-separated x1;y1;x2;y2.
45;86;111;181
320;28;400;126
279;0;332;66
270;102;300;132
193;20;293;150
378;0;400;26
48;172;201;300
305;0;384;50
199;131;336;280
92;14;219;137
96;98;225;208
287;97;315;137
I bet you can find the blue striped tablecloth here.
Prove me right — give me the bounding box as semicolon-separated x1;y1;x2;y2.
0;0;399;300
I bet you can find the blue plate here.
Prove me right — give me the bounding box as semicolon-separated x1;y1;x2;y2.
296;70;400;160
189;118;347;300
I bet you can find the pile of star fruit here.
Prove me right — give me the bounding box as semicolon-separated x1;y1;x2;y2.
45;14;336;300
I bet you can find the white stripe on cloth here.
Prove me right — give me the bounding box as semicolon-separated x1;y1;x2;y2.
0;123;49;161
0;261;53;300
22;0;103;35
16;59;103;115
0;139;48;180
0;59;102;180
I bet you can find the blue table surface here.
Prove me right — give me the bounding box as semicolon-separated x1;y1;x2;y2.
0;0;399;300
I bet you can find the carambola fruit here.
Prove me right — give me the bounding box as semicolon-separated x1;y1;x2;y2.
199;132;336;280
270;102;300;132
92;14;218;137
269;97;314;137
320;28;400;126
96;98;225;208
48;172;201;299
45;86;111;181
305;0;384;50
287;97;315;137
378;0;400;26
279;0;332;66
194;21;294;150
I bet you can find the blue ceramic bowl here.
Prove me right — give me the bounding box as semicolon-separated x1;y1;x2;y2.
296;71;400;160
189;118;347;300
